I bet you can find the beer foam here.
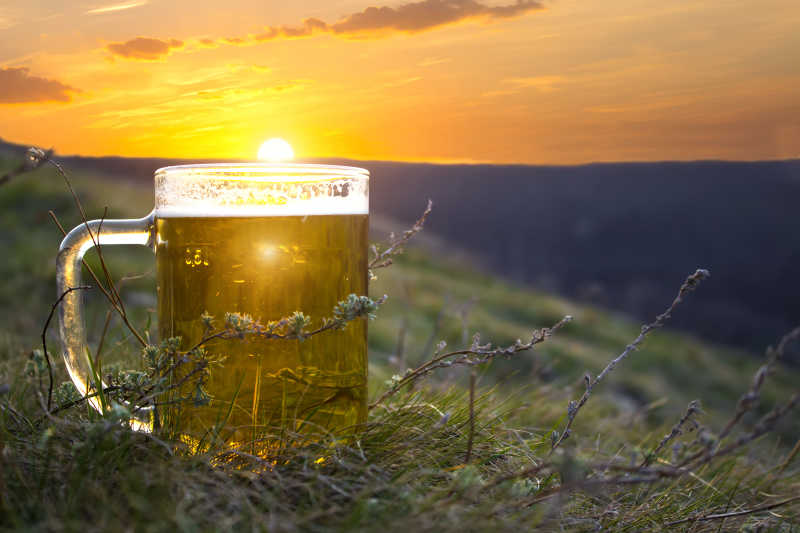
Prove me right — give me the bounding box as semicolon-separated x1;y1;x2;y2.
154;163;368;217
156;200;368;218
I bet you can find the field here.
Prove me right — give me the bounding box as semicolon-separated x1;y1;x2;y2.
1;148;799;531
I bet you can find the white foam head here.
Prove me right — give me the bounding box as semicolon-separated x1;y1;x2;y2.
154;163;369;217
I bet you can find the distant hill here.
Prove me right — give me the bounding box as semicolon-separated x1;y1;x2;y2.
2;138;798;356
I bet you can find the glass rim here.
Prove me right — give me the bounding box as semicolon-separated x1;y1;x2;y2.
155;162;369;183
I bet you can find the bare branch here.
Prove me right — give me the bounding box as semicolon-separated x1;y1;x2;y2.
550;268;710;453
665;495;800;527
369;199;433;274
20;147;147;349
0;147;52;187
681;393;799;470
640;400;701;467
42;285;91;411
186;294;387;355
717;326;800;441
45;385;124;417
45;155;148;347
370;315;572;409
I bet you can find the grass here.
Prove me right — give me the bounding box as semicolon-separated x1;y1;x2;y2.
0;148;799;531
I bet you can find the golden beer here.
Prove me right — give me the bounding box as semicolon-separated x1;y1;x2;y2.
154;214;368;446
56;162;370;451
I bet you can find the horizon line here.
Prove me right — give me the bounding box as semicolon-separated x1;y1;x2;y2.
1;137;798;168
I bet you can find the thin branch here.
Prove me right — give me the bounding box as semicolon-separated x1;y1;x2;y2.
717;326;800;441
665;495;800;526
369;199;433;272
481;463;550;493
43;385;124;418
640;400;701;467
419;295;450;362
550;269;710;453
48;210;119;312
0;147;52;187
212;294;384;348
42;285;91;411
92;207;109;371
370;315;572;409
95;310;114;361
37;148;147;347
130;362;210;413
777;437;800;475
673;326;800;470
683;393;799;470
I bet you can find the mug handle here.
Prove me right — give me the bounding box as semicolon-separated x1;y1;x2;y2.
56;211;156;425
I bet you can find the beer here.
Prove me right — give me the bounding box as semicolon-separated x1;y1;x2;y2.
155;213;369;447
57;162;369;450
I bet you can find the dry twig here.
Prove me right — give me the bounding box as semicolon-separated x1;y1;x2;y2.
45;154;148;347
41;285;91;411
369;199;433;274
370;315;572;409
550;269;710;453
640;400;701;467
0;147;52;187
717;326;800;441
665;495;800;526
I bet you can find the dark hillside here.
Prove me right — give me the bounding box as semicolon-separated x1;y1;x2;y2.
365;159;800;354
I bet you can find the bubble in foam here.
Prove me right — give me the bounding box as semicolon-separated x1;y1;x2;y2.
154;163;368;217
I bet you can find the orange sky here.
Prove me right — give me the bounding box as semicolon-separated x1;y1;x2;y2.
0;0;798;164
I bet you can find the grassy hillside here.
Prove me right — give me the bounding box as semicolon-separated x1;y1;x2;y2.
1;149;798;531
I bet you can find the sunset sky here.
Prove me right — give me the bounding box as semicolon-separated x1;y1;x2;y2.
0;0;798;164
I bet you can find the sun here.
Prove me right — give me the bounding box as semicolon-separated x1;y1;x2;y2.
257;138;294;162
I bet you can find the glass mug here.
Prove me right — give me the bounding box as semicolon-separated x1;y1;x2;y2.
56;164;370;449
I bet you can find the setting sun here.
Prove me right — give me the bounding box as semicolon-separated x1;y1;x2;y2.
257;138;294;162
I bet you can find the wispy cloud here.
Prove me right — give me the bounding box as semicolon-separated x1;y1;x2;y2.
86;1;147;15
227;63;272;74
107;37;183;60
179;80;310;101
0;67;79;104
506;75;564;92
418;57;452;67
329;0;541;36
382;76;423;88
196;0;544;47
483;75;565;97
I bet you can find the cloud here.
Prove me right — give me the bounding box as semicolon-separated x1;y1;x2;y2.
253;18;328;41
180;80;309;101
418;56;452;67
106;1;543;59
227;63;272;74
506;75;564;92
107;37;183;60
0;67;78;104
197;38;218;48
329;0;542;36
247;0;543;42
382;76;423;88
86;1;147;15
483;75;564;97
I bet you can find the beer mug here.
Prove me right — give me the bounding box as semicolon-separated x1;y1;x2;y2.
56;164;370;447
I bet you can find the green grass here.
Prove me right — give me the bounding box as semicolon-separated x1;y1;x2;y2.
0;149;799;531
